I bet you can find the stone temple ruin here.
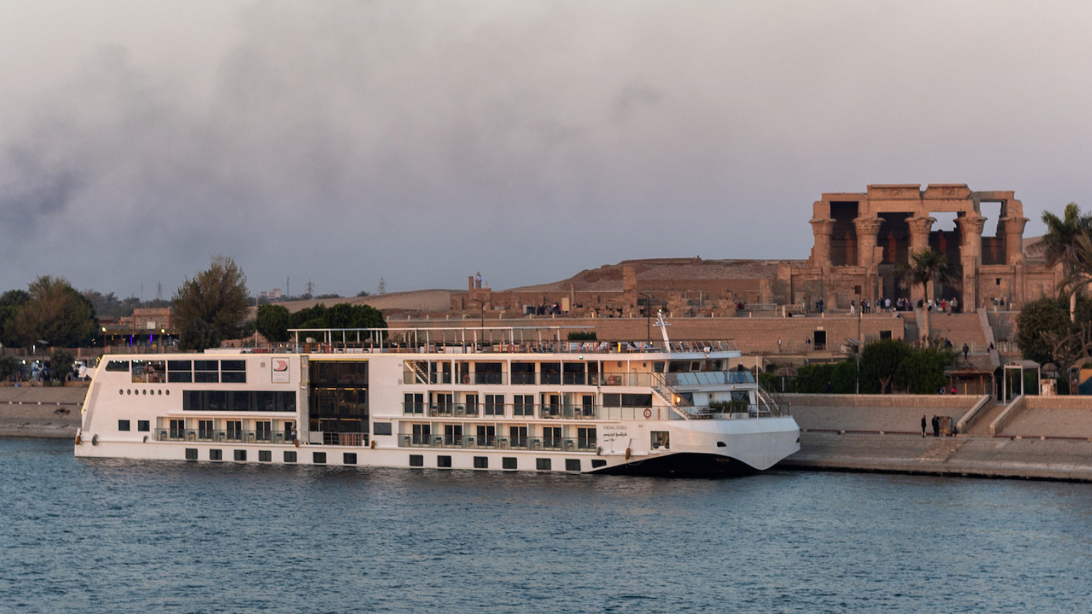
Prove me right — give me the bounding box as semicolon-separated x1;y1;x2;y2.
790;184;1057;311
454;184;1060;317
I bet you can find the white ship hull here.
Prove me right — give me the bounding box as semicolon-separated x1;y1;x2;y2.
75;327;800;477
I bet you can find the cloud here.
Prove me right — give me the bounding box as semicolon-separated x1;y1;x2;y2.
2;1;1092;297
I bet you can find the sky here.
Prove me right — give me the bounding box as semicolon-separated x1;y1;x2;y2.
2;1;1091;300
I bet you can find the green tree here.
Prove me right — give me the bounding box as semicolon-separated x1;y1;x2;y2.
13;276;98;348
896;347;955;394
49;348;76;382
0;289;31;347
289;303;386;331
173;256;249;351
1041;203;1092;322
859;339;912;394
1016;296;1084;366
255;304;291;342
895;248;957;342
0;355;18;381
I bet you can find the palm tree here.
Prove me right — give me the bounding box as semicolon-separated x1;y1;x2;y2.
895;248;957;343
1041;203;1092;322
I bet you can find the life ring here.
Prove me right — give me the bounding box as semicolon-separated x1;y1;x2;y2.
325;345;333;353
624;447;631;461
643;408;652;419
463;374;470;384
74;434;81;446
508;344;516;352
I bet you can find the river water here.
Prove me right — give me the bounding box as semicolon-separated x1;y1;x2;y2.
1;438;1090;613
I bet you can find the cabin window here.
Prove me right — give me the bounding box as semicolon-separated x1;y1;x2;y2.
167;360;193;383
137;420;149;432
284;451;297;463
221;360;247;383
602;394;653;407
474;362;502;384
513;394;534;417
313;452;327;464
409;454;424;467
565;459;581;472
578;427;596;450
185;448;198;461
226;420;242;441
404;393;424;415
511;362;535;385
536;458;552;471
502;457;517;470
473;456;488;469
437;455;452;468
105;361;129;372
484;394;504;416
344;453;357;465
373;423;392;436
234;450;247;462
259;450;272;462
118;420;130;431
209;449;223;461
194;360;219;383
591;459;606;468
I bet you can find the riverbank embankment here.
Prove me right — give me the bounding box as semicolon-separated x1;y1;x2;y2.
0;386;85;438
780;393;1092;481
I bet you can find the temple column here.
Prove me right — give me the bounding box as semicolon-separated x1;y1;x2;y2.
956;214;986;310
853;216;883;301
906;215;936;304
1002;215;1028;266
809;218;836;266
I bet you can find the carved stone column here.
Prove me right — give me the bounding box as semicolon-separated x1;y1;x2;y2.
956;214;986;310
853;217;883;300
906;216;936;304
809;218;836;266
1002;216;1029;266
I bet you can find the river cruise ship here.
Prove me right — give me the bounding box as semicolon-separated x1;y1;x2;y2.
74;325;799;476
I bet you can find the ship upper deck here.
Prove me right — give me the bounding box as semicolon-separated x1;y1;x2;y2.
287;326;739;357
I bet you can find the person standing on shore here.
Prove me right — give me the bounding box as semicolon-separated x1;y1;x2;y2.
921;415;927;437
931;415;940;437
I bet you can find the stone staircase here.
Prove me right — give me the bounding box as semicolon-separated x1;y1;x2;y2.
925;312;988;350
962;401;1008;436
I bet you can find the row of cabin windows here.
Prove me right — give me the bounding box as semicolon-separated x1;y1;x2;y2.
182;390;296;412
105;359;247;384
185;449;354;464
409;454;604;471
118;420;150;432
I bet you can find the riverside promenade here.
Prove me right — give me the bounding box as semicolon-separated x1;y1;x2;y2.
781;393;1092;481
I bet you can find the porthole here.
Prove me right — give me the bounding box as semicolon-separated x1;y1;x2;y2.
126;389;131;395
158;390;162;396
165;390;170;396
119;389;124;395
142;390;147;395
